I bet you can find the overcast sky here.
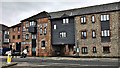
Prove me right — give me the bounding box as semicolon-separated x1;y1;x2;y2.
0;0;119;27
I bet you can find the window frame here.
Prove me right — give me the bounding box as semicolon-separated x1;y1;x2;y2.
81;16;86;24
63;18;69;24
91;15;95;23
59;32;67;38
101;30;110;37
93;47;97;53
103;46;110;54
92;30;96;38
82;47;88;54
81;31;87;39
101;14;109;21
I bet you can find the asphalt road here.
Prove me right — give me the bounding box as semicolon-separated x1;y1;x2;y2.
2;57;120;68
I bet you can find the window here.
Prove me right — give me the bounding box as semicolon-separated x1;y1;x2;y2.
91;15;95;23
17;35;20;39
32;34;36;39
81;31;87;39
93;47;97;53
30;21;36;26
53;25;57;29
26;34;29;40
60;32;67;38
101;30;110;37
63;18;69;24
44;27;47;35
40;28;42;35
81;16;86;24
22;27;26;31
13;28;16;31
18;27;20;31
13;35;15;39
41;41;45;47
40;24;42;35
103;47;110;53
26;21;29;27
101;14;109;21
82;47;88;54
92;30;96;38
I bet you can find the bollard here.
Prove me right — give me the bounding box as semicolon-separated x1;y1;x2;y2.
7;53;12;64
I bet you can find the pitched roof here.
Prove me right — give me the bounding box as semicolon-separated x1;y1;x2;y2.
49;2;120;19
21;11;50;22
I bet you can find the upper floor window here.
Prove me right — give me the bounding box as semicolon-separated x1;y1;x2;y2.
101;14;109;21
101;30;110;37
13;35;15;39
60;32;67;38
53;25;57;29
26;21;29;27
82;47;88;54
13;28;16;31
81;16;86;24
4;31;9;35
40;28;42;35
32;34;36;39
18;27;20;31
63;18;69;24
26;34;29;40
30;21;36;26
41;41;45;47
44;27;47;35
91;15;95;23
81;31;87;39
18;35;20;39
92;30;96;38
22;27;26;31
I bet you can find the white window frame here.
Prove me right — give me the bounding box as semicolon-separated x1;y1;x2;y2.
60;32;67;38
101;30;110;37
63;18;69;24
92;30;96;38
81;16;86;23
30;21;36;26
101;14;109;21
81;31;87;39
92;15;95;23
53;25;57;29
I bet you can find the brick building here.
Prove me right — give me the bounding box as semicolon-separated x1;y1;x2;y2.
21;11;52;56
74;2;120;57
9;23;22;53
1;2;119;57
0;24;9;55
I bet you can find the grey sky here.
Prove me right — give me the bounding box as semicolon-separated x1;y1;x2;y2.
0;0;119;27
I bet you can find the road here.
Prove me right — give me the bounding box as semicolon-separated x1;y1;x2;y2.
1;57;120;68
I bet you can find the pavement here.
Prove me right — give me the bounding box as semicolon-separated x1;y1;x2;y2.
0;56;120;68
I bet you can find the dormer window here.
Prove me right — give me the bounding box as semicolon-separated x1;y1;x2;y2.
63;18;69;24
30;21;36;26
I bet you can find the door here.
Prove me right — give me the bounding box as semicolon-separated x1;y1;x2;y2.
16;42;21;52
32;39;36;56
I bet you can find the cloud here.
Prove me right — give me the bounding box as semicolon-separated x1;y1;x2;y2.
0;0;119;26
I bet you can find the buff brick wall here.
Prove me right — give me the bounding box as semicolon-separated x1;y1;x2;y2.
75;11;119;57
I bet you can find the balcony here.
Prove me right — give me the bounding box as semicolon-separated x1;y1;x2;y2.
28;26;37;33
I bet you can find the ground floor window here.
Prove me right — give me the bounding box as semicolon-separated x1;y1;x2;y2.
93;47;97;53
103;47;110;53
82;47;88;54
